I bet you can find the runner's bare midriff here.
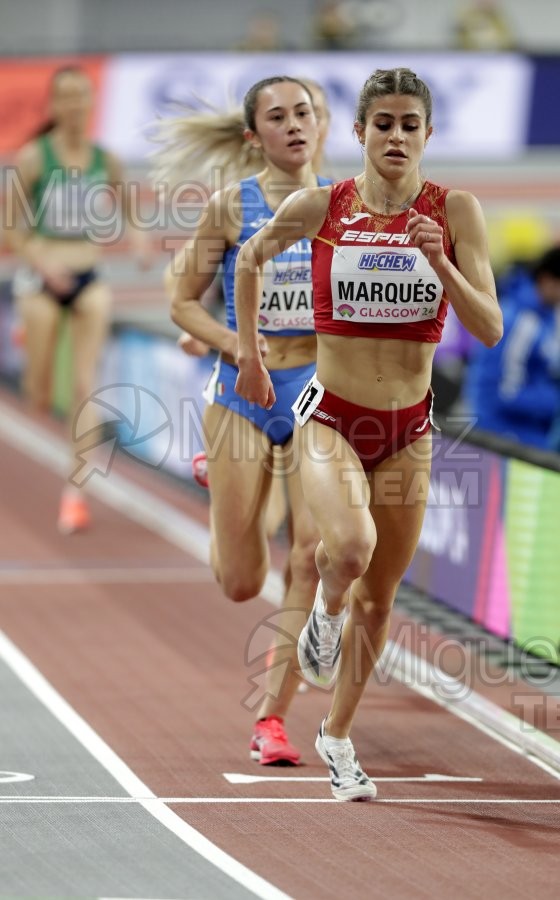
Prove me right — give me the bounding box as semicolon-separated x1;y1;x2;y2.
223;333;317;370
27;235;100;272
317;332;436;409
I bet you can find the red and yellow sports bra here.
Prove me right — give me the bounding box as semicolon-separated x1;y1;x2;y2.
312;178;456;342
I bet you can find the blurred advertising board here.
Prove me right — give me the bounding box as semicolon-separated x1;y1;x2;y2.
407;433;560;664
98;327;211;478
0;57;106;156
98;51;533;163
0;52;535;161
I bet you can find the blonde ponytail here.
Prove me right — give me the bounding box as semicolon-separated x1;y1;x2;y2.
150;104;264;192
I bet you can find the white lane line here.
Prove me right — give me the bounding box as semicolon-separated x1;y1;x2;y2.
0;771;35;783
375;799;560;805
0;796;336;804
0;631;290;900
382;644;560;782
223;773;484;784
0;796;558;805
0;567;214;585
0;402;286;601
0;403;214;561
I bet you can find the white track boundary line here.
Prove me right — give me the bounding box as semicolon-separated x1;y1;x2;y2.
0;795;558;805
0;566;214;585
0;631;289;900
384;645;560;781
223;773;484;784
0;403;286;601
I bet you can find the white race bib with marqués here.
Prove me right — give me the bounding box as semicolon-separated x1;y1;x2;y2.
331;242;443;325
258;254;314;333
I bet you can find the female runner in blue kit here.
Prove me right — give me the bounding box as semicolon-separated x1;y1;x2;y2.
168;76;329;765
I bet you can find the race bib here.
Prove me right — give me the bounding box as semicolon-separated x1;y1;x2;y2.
292;373;324;426
331;246;443;325
259;259;314;332
202;354;222;405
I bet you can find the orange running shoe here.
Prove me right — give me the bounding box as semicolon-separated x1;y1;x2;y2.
250;716;301;766
57;494;91;535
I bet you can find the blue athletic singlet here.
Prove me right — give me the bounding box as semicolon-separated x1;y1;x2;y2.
222;175;330;336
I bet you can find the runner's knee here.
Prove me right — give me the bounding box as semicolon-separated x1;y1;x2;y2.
220;571;266;603
328;526;376;581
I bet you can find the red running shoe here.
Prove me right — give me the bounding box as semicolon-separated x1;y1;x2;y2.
250;716;301;766
191;451;209;488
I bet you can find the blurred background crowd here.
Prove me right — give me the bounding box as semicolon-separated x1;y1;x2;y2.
1;0;560;460
0;0;535;54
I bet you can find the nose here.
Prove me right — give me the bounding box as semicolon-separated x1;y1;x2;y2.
390;126;404;143
287;114;301;132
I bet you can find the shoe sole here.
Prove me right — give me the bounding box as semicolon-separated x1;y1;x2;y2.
58;520;90;535
315;735;377;802
250;749;300;766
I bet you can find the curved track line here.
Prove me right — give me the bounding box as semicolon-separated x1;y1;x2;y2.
0;630;291;900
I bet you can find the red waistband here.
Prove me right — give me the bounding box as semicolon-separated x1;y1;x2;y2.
319;386;432;422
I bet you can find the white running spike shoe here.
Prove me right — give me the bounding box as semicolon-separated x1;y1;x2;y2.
315;719;377;802
297;581;346;688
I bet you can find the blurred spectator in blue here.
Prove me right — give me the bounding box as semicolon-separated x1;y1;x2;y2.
464;247;560;449
453;0;517;50
549;412;560;453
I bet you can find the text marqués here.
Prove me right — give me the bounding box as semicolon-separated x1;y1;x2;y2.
337;280;439;304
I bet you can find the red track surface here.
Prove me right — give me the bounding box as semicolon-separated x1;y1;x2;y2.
1;387;559;899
